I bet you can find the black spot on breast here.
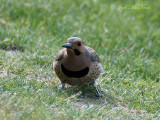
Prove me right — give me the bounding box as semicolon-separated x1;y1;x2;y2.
61;64;89;78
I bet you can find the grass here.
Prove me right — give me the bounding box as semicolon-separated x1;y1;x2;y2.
0;0;160;119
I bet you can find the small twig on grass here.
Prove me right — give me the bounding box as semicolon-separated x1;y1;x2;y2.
117;44;134;55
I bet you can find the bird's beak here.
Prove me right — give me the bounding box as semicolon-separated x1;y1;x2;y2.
62;43;75;49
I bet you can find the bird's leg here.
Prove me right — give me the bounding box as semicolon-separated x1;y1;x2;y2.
93;81;102;97
81;85;86;96
59;82;65;92
61;82;65;89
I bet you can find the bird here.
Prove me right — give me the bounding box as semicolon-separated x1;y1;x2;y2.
53;37;102;97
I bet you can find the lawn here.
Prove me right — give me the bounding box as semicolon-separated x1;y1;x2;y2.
0;0;160;119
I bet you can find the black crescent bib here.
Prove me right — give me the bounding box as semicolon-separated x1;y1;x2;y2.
61;64;89;78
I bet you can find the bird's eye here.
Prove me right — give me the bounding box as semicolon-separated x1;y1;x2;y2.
77;42;81;46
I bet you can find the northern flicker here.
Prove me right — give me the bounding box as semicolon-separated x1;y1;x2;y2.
53;37;102;97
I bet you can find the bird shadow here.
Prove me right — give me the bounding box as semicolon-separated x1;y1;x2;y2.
56;85;118;106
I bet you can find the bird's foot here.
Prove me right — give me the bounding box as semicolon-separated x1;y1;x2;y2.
95;89;102;98
93;82;104;98
59;82;65;92
59;87;65;92
96;93;102;97
96;90;105;97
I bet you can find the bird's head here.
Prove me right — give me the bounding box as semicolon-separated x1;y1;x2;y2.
62;37;85;56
